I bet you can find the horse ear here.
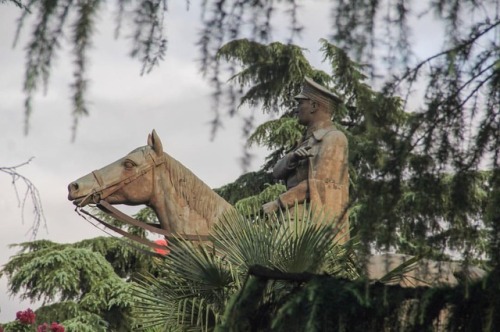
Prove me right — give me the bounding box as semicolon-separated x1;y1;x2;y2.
150;129;163;156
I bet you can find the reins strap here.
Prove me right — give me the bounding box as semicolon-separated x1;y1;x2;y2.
77;208;165;257
97;200;211;242
97;200;170;236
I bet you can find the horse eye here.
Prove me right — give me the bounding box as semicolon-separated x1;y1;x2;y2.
124;160;136;169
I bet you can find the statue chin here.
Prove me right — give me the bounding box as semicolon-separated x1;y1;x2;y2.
72;198;84;207
70;196;92;207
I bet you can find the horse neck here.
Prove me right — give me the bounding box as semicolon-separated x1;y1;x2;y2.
151;152;233;235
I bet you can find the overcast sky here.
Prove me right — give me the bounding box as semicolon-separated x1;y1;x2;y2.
0;1;449;322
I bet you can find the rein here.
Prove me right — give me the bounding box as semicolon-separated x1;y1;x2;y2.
76;202;211;256
96;200;210;242
76;206;166;257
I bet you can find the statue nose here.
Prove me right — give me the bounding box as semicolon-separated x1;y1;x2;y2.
68;182;79;197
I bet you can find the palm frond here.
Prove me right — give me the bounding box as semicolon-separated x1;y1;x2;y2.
213;205;348;274
133;238;240;331
133;206;355;330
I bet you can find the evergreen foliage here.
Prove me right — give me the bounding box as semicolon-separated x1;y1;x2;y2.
8;1;496;143
0;240;134;330
1;0;26;10
232;183;285;214
0;209;164;330
213;170;274;205
219;267;500;332
208;35;497;329
9;0;170;140
214;38;495;265
34;302;109;332
216;40;316;113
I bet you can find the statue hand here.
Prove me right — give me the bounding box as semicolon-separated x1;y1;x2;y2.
292;146;312;161
262;200;280;214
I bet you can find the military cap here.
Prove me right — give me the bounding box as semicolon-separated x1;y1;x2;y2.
294;77;342;112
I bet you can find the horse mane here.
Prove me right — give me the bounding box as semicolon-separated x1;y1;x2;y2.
161;152;231;220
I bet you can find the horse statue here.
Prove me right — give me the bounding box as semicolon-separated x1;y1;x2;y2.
67;130;233;238
67;130;485;288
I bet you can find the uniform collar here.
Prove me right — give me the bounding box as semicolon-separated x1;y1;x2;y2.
311;125;336;141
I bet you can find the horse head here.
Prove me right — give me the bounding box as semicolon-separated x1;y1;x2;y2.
68;130;165;208
69;129;232;236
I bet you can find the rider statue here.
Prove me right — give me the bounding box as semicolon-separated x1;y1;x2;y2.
262;77;349;244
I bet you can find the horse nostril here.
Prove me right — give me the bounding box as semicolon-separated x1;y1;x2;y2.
69;182;79;192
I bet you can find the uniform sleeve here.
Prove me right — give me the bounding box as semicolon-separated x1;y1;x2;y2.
273;153;297;180
278;179;308;207
278;131;348;209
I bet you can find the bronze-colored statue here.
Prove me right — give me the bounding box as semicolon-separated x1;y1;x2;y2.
67;130;233;238
262;77;349;243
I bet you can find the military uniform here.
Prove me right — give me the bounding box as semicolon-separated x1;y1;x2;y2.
271;77;350;244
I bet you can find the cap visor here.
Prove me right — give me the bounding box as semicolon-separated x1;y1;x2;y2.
294;93;309;100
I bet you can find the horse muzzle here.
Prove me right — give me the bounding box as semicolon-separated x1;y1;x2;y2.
67;182;102;207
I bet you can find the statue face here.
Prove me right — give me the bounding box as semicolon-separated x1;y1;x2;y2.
68;130;164;207
296;99;313;125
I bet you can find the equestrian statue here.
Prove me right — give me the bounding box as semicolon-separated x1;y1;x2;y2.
67;78;485;288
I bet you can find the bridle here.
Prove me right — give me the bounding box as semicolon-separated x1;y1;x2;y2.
75;150;210;256
80;150;166;205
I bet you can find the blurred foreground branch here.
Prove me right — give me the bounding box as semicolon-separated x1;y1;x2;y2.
0;158;46;237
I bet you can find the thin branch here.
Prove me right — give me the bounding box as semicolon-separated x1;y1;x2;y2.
0;158;46;238
396;19;500;84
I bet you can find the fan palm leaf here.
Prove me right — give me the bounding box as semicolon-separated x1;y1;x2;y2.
132;205;355;331
213;206;346;274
